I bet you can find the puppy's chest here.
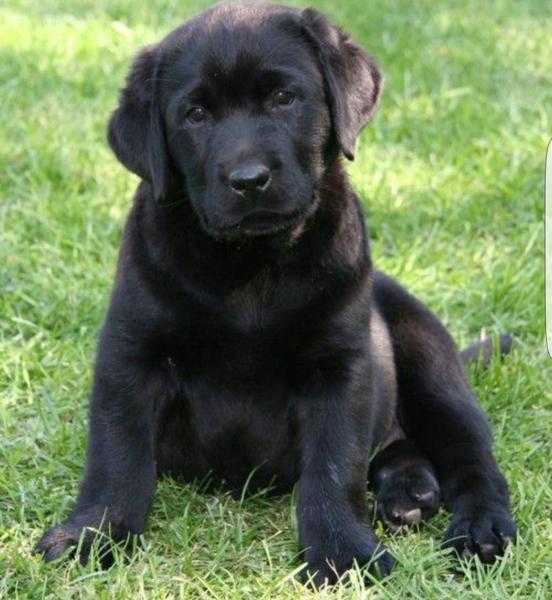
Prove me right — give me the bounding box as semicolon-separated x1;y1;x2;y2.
223;266;312;333
225;270;273;332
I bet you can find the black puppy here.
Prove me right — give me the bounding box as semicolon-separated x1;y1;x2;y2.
36;2;516;586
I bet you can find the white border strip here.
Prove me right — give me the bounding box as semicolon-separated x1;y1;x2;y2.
546;140;552;357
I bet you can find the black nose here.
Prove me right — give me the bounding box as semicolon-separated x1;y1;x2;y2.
229;163;271;193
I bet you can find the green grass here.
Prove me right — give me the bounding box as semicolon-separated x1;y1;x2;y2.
1;0;551;597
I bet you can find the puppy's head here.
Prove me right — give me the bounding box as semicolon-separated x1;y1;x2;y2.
108;3;382;240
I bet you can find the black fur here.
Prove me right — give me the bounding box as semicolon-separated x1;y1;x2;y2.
35;2;516;586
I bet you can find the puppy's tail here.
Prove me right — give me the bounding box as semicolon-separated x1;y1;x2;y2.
460;333;513;368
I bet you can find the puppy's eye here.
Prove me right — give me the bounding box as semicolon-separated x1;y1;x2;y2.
273;90;295;107
186;106;208;124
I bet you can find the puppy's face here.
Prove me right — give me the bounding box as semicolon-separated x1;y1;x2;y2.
162;11;329;238
109;3;382;240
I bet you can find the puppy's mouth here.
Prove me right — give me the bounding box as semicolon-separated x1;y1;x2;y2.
238;210;301;234
220;209;303;238
191;187;320;242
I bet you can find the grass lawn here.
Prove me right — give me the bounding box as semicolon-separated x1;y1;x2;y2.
1;0;551;597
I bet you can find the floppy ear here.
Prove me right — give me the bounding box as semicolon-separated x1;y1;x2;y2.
301;8;383;160
107;45;170;200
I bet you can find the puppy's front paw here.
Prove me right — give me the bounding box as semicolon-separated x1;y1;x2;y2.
443;507;516;564
35;507;134;567
35;521;97;565
299;535;395;588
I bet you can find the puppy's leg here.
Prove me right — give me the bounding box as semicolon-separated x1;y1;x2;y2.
295;372;394;587
369;439;440;531
35;326;164;566
374;272;516;563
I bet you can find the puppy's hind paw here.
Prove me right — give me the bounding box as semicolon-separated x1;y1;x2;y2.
375;462;441;532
